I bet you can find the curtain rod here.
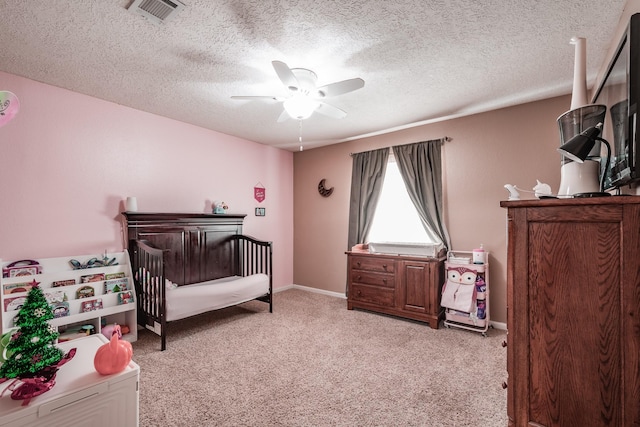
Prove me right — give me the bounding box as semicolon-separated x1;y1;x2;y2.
349;136;451;156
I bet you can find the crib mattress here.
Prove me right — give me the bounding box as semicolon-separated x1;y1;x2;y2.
166;274;269;322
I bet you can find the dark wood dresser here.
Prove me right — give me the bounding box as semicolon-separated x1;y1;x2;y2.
346;251;445;328
500;196;640;427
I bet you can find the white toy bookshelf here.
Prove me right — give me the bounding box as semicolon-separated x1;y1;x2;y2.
0;251;137;343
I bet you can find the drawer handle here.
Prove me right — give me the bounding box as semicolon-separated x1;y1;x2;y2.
502;340;507;348
357;275;362;281
382;264;387;270
382;278;387;284
502;382;508;389
356;261;361;267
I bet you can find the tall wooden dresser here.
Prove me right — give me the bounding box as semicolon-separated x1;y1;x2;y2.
346;251;445;328
500;197;640;427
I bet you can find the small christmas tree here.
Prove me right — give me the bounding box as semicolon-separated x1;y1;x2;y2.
0;281;63;379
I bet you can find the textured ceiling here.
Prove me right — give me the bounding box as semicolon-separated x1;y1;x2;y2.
0;0;628;151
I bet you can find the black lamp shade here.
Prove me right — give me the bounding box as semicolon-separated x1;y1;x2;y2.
556;122;612;194
557;125;602;163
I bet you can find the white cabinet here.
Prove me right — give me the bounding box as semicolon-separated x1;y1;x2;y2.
1;251;137;343
0;335;139;427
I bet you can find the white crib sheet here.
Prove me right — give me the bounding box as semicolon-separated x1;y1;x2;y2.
165;273;269;322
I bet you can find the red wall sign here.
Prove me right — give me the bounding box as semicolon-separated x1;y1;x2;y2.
254;186;265;203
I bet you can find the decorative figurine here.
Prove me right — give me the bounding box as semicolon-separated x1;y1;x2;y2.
94;325;132;375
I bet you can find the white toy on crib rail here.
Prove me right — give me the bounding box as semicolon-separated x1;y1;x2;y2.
533;180;552;199
504;184;520;201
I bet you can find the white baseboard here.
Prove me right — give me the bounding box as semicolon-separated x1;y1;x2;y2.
273;284;295;293
274;284;508;330
489;321;507;330
274;284;346;299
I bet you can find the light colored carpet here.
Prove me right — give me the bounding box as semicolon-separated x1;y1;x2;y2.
132;288;508;426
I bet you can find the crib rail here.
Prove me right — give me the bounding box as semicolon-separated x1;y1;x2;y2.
132;239;168;350
231;234;273;312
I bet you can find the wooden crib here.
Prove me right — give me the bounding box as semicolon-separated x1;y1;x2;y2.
123;213;272;350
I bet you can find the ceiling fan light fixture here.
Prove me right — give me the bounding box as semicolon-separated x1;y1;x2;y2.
283;94;319;120
232;60;364;122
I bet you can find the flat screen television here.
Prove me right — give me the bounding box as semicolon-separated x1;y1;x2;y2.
592;13;640;190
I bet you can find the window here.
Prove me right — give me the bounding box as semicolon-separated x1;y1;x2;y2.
367;153;441;245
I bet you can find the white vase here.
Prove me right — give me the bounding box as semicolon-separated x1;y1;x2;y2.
125;197;138;212
570;37;588;110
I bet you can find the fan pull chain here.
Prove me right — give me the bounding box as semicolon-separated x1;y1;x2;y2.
298;119;304;151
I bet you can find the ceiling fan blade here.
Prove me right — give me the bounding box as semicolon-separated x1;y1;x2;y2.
316;78;364;97
315;102;347;119
277;109;290;123
272;61;299;90
231;95;284;101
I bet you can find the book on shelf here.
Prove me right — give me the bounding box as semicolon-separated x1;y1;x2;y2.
105;277;128;293
3;281;38;295
117;291;135;305
80;273;105;283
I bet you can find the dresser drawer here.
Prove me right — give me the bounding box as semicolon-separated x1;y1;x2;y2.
350;270;395;288
350;284;395;306
350;256;395;273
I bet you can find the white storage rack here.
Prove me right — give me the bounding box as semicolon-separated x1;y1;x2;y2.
0;251;137;343
442;250;490;336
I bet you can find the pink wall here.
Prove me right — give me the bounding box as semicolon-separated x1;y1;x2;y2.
0;71;294;289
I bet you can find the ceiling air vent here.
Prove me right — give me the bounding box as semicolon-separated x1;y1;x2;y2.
128;0;185;25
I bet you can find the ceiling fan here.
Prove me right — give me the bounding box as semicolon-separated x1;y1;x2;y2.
232;61;365;122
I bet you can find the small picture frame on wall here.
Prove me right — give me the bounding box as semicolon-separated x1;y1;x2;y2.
255;207;266;216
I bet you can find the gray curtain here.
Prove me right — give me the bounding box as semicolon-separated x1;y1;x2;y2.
392;139;451;250
347;147;389;250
